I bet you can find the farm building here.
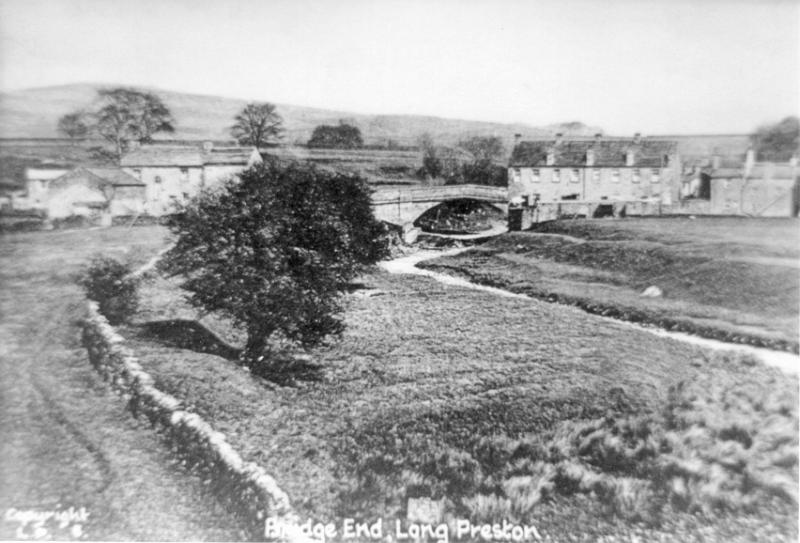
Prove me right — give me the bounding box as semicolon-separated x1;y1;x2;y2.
676;150;799;217
508;134;681;207
120;142;261;215
708;160;798;217
21;167;145;220
19;167;71;209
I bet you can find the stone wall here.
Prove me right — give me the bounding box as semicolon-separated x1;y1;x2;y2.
81;301;308;541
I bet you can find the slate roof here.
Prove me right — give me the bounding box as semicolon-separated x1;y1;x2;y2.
203;147;259;165
50;167;144;189
85;168;144;186
748;163;799;180
708;167;743;179
707;162;799;180
120;146;204;167
120;145;258;167
509;138;678;168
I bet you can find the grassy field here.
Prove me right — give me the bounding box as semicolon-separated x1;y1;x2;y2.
0;226;249;540
118;225;798;542
4;224;795;541
420;217;800;352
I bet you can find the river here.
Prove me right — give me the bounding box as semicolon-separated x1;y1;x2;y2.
380;247;800;376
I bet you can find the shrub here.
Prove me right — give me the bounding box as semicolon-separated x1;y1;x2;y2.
80;256;139;324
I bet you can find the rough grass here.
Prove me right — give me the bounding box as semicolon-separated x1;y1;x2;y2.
0;226;248;540
419;218;800;351
125;248;798;541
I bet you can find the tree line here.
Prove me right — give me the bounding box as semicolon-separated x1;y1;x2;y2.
58;88;368;161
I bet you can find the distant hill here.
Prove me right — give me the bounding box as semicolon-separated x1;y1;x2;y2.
0;83;602;147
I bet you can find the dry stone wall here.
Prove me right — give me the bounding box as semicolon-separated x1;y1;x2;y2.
81;301;309;542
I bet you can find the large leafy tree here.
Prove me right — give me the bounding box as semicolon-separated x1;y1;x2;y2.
231;103;284;148
96;88;175;158
750;116;799;162
160;161;387;372
456;136;507;186
307;122;363;149
57;112;88;143
64;87;175;160
458;136;504;163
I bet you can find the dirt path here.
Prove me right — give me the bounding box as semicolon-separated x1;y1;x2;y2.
0;228;248;541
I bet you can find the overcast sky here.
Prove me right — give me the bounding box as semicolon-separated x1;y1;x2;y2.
0;0;797;135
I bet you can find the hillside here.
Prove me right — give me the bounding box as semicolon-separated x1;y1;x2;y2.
0;83;601;147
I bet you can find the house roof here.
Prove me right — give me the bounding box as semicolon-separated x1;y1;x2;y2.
50;167;144;190
25;168;71;181
708;167;742;178
84;168;144;186
121;146;205;167
707;162;798;180
203;147;259;165
120;144;259;167
748;163;799;180
509;138;678;168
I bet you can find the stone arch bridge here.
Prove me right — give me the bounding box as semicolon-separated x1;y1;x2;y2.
371;184;508;228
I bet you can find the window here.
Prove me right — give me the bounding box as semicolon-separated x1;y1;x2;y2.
593;169;601;182
132;168;141;180
512;168;521;183
570;169;580;183
180;168;189;182
611;169;620;183
532;169;540;182
154;176;162;184
650;169;660;183
552;169;561;182
632;169;641;183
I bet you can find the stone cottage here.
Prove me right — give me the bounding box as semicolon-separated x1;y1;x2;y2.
27;167;145;220
120;142;262;215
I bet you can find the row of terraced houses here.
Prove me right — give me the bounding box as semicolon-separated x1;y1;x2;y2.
507;133;798;226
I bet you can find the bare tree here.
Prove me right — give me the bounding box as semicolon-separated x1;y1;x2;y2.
231;103;284;148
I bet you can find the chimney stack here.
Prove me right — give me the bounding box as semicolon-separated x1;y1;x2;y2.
514;133;522;146
554;132;563;145
633;132;642;144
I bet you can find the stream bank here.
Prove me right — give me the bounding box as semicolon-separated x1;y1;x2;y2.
380;247;800;375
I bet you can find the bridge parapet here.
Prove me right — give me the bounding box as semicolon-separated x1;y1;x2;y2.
371;184;507;204
371;184;508;226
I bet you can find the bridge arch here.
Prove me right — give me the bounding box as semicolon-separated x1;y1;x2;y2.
413;198;507;229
